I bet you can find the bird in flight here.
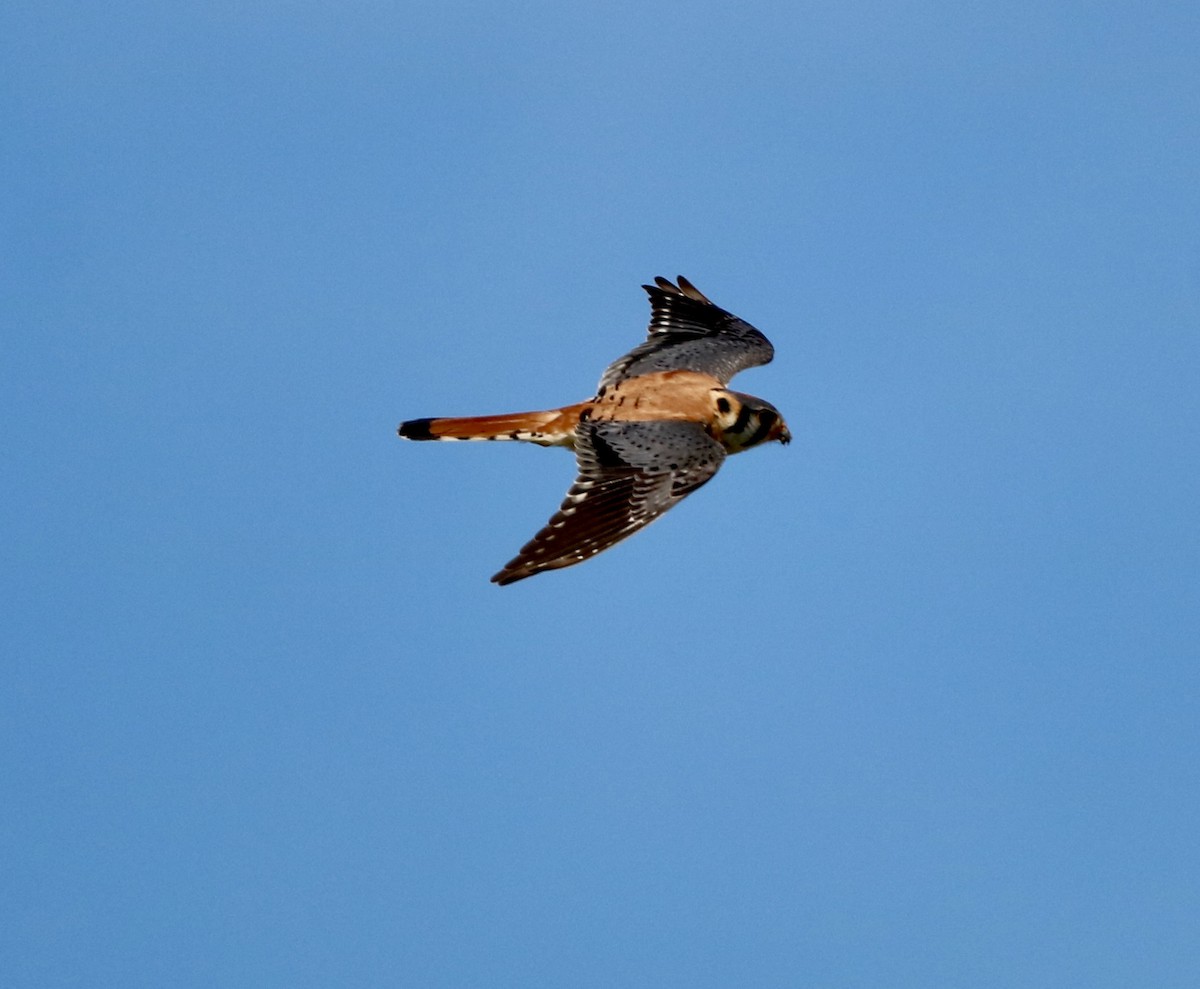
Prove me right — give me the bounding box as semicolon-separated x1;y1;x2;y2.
398;276;790;585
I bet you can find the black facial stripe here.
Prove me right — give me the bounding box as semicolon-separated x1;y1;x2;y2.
743;409;778;448
745;419;772;447
729;403;754;436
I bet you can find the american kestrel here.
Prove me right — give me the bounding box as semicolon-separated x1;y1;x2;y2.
398;276;790;585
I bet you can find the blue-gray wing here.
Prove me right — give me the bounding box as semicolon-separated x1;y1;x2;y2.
598;276;775;388
491;419;726;585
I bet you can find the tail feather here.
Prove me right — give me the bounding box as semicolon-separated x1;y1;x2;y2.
397;407;580;447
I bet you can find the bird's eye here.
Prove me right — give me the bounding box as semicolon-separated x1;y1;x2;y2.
716;397;732;414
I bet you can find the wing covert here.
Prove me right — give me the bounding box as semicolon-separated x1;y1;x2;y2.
490;419;726;585
598;276;775;388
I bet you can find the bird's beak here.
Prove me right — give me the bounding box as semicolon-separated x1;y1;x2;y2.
776;422;792;446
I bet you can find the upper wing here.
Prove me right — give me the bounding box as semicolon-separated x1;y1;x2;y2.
598;275;775;389
491;419;726;585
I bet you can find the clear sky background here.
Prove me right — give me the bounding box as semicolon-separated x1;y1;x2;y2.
4;1;1199;986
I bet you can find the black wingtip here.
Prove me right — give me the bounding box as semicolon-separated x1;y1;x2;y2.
643;275;712;306
675;275;712;304
398;417;436;440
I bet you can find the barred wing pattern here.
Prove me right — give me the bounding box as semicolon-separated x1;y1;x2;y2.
598;276;775;389
491;419;726;585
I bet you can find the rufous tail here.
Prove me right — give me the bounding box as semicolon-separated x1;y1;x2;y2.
397;406;582;447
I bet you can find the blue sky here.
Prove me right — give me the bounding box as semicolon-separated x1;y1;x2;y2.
4;1;1199;985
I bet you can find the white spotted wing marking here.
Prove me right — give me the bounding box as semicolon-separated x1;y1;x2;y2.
490;419;727;585
598;275;775;389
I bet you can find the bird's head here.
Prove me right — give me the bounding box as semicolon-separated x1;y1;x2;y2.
711;390;791;452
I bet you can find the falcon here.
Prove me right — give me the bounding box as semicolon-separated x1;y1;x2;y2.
398;276;791;585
